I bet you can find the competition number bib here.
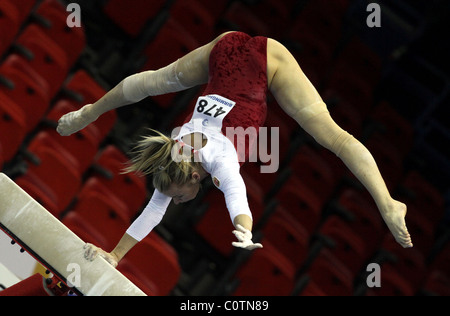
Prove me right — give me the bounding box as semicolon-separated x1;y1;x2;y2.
191;94;236;131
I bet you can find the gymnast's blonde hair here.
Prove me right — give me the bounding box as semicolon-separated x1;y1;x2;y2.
124;129;202;193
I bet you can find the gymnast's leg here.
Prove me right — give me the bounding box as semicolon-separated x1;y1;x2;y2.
266;39;412;248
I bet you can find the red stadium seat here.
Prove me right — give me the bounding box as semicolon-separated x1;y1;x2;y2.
0;92;26;162
325;70;376;119
14;24;69;97
233;239;296;296
0;1;21;56
429;242;450;278
119;262;159;296
70;190;131;249
194;189;236;257
403;208;435;256
240;161;278;196
64;70;107;105
196;0;228;20
63;70;115;140
15;145;82;216
306;249;354;296
422;270;450;296
6;0;36;24
34;0;86;66
104;0;167;37
369;264;415;296
368;101;414;157
62;211;110;248
0;274;49;296
38;100;101;173
333;37;383;87
274;175;324;233
245;0;292;38
288;145;339;202
242;171;266;216
27;129;97;176
142;18;200;108
85;146;148;218
298;278;327;296
381;236;428;292
143;16;198;69
289;0;350;47
0;144;4;171
399;170;445;226
195;173;265;257
221;2;271;37
0;54;51;132
288;31;335;87
335;189;385;254
262;205;310;269
117;234;181;296
317;216;370;274
170;0;216;44
167;90;200;130
325;94;364;138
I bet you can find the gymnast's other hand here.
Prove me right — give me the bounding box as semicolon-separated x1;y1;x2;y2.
57;104;99;136
232;224;263;250
83;243;119;268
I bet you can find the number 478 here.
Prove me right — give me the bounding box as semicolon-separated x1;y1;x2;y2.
197;100;227;118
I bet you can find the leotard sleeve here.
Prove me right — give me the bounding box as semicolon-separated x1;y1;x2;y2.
126;189;171;241
207;153;253;225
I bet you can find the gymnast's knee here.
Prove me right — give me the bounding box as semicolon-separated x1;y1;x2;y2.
329;130;356;158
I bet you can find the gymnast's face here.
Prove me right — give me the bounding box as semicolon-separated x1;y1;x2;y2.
164;173;202;205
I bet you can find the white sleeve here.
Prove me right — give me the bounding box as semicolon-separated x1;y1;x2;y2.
212;161;253;224
126;189;171;241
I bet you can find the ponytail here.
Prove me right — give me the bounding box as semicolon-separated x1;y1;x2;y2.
124;129;201;192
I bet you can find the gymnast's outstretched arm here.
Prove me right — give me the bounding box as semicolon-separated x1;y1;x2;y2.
266;39;413;249
57;32;233;137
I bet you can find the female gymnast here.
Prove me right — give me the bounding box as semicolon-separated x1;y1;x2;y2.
57;31;413;267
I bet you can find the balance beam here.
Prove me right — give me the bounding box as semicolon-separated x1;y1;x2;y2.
0;173;146;296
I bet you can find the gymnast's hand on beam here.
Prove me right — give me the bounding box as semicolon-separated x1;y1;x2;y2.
84;243;119;268
57;104;99;136
232;224;263;251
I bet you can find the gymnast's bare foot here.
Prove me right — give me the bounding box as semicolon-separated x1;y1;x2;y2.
380;199;413;248
57;104;98;136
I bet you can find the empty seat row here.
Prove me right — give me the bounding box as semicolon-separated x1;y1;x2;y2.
191;166;447;296
226;216;447;296
16;140;146;218
0;0;36;57
0;0;89;167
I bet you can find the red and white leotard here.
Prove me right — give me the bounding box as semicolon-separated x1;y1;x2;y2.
127;32;269;241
